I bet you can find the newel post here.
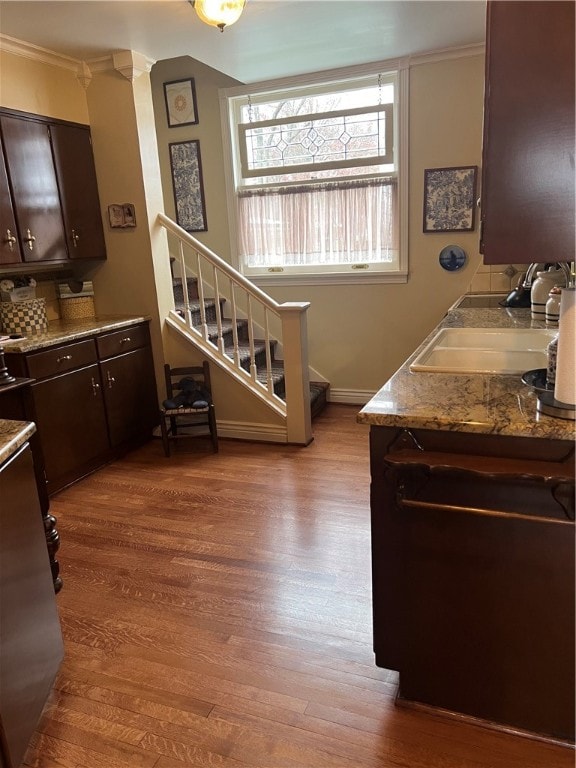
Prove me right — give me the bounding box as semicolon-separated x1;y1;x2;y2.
278;302;313;445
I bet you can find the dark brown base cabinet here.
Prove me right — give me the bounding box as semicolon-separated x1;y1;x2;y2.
0;442;64;768
6;322;158;495
370;426;575;743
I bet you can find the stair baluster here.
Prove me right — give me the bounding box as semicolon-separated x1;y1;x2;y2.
230;281;241;368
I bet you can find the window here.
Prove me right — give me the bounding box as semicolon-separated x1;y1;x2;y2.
223;65;408;284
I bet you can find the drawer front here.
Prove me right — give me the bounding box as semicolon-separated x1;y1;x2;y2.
96;324;149;359
26;339;97;379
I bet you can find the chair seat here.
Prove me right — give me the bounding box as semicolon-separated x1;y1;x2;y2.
161;406;210;416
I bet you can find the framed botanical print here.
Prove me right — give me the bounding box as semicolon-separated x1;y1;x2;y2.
169;139;207;232
423;166;478;232
163;78;199;127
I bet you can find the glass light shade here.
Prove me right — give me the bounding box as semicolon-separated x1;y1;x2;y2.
194;0;246;31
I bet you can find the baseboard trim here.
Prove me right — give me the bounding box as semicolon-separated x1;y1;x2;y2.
217;419;288;443
328;388;377;406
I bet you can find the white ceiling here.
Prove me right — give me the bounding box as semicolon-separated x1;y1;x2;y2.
0;0;486;83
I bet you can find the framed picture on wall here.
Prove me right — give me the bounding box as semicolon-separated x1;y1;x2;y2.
169;139;208;232
423;166;478;232
163;78;199;127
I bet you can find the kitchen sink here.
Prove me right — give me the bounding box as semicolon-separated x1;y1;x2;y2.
451;293;508;309
409;327;557;374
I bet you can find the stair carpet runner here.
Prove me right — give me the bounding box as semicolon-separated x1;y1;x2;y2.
172;278;328;418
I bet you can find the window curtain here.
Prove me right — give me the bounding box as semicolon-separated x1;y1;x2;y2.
238;178;398;268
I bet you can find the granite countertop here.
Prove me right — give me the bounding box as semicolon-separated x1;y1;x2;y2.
0;419;36;466
358;304;575;441
1;315;150;354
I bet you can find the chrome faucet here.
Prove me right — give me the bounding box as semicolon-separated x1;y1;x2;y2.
522;262;572;290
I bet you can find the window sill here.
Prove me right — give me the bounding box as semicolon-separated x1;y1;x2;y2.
247;271;408;287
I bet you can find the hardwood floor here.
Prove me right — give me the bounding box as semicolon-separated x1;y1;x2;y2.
24;405;573;768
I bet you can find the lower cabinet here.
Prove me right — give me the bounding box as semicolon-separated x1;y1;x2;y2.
370;426;575;742
31;363;110;492
100;347;158;449
0;442;64;768
6;321;158;495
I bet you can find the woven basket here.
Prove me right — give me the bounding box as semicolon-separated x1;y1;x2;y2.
0;298;48;335
59;296;95;321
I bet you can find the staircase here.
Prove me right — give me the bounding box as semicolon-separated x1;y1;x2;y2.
172;276;329;419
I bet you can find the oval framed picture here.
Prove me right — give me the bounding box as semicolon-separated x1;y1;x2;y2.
439;245;467;271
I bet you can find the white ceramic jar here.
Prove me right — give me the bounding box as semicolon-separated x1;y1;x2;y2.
531;268;566;320
545;286;562;327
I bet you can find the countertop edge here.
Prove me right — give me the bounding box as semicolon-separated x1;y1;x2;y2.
0;420;36;466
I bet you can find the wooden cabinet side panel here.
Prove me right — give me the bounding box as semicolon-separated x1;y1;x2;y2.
0;444;63;768
481;0;575;264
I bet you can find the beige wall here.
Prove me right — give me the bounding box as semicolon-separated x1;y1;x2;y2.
151;52;485;397
0;49;89;122
1;43;486;413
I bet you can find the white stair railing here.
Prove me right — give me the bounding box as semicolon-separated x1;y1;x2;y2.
157;213;312;445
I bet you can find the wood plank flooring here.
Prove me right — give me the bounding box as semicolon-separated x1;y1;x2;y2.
24;405;574;768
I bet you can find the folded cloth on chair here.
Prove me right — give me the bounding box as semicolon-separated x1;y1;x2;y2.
163;377;211;410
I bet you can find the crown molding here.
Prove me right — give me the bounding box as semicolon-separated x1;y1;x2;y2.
0;33;80;72
409;42;485;67
0;34;155;84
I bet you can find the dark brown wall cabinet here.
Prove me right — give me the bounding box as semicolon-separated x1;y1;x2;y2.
0;115;67;265
6;322;158;495
480;1;575;264
0;109;107;267
0;442;64;768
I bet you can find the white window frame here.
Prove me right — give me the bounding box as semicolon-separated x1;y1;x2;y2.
220;59;409;287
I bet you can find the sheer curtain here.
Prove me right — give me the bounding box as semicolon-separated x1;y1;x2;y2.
238;178;398;268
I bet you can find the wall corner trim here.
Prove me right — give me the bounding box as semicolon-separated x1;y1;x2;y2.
112;50;156;81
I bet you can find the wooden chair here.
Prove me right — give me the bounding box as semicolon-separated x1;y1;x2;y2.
159;362;218;457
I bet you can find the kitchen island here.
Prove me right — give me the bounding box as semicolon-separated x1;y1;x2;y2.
358;302;575;744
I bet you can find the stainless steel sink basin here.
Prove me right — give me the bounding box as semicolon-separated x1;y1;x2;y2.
409;327;557;374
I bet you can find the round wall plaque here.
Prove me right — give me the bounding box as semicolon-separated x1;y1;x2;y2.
439;245;467;271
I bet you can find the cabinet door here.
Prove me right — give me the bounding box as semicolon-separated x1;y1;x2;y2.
0;116;67;263
0;138;22;265
101;347;158;448
49;123;107;261
32;364;109;494
481;1;575;264
0;444;63;768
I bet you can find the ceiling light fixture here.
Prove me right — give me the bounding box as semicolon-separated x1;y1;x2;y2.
191;0;246;32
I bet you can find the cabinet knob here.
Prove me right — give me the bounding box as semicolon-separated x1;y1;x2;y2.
106;370;115;389
23;229;36;251
3;229;17;251
71;229;80;247
91;377;100;396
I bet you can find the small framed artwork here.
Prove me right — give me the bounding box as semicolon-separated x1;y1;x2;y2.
423;166;478;233
163;78;199;127
169;140;208;232
108;203;136;228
